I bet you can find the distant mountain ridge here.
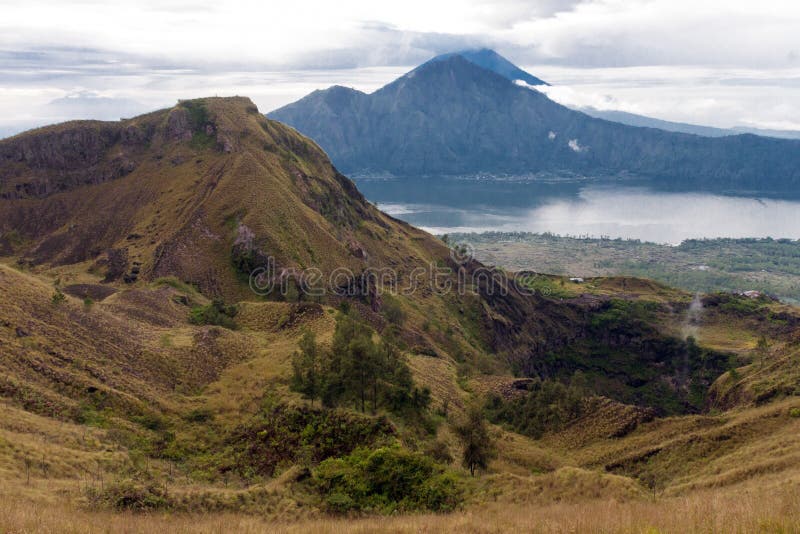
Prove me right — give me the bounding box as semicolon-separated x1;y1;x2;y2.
580;107;800;140
269;50;800;194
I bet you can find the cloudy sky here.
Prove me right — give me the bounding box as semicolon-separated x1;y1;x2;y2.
2;0;800;137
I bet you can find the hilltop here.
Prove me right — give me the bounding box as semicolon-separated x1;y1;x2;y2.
1;97;799;530
0;96;447;301
269;50;800;194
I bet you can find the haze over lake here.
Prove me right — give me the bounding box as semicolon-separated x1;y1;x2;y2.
357;178;800;244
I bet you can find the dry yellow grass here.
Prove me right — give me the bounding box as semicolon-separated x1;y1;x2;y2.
545;398;800;497
0;402;127;481
407;354;466;415
1;484;798;533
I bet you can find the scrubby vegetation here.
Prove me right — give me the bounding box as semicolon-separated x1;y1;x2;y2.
85;480;169;511
228;403;395;478
314;446;462;513
538;299;735;414
189;299;238;329
50;287;66;306
485;378;588;439
290;312;431;418
454;404;496;476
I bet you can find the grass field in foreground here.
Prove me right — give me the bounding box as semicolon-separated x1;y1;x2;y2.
2;483;798;533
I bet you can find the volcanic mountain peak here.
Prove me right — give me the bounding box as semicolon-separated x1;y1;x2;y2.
269;55;800;190
426;48;549;86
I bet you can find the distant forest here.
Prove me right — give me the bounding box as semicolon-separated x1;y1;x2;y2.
448;233;800;304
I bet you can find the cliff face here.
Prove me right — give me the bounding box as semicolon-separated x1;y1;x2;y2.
0;123;140;199
0;102;250;200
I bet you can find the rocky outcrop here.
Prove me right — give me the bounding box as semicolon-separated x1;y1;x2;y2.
0;122;149;200
231;223;271;275
0;100;225;201
164;107;193;142
0;124;118;169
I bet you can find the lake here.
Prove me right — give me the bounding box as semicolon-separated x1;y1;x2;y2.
355;177;800;244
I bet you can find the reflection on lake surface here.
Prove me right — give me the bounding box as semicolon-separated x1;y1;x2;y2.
355;178;800;244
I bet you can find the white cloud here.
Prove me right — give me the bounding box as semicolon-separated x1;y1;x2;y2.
527;65;800;130
3;0;799;70
2;0;800;135
568;138;587;152
506;0;800;68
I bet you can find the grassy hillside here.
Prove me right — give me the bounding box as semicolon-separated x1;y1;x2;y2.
1;98;799;531
0;97;447;302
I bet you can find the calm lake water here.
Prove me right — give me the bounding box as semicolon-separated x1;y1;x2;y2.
355;178;800;244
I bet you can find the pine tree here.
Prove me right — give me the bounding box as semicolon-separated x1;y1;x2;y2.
290;330;320;405
454;404;496;476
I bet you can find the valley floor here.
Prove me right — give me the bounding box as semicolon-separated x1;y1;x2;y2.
450;233;800;304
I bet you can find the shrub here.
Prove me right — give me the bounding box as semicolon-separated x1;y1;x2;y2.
51;289;66;306
132;412;167;431
789;407;800;418
485;378;587;439
313;446;462;513
454;404;496;476
189;299;238;329
228;404;394;478
424;439;454;464
381;295;406;326
325;491;356;514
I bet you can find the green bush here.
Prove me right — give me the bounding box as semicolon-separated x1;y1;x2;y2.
486;378;587;439
228;404;394;478
424;439;454;464
189;299;238;329
789;407;800;418
381;295;406;326
325;491;356;514
313;446;462;514
132;412;167;431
